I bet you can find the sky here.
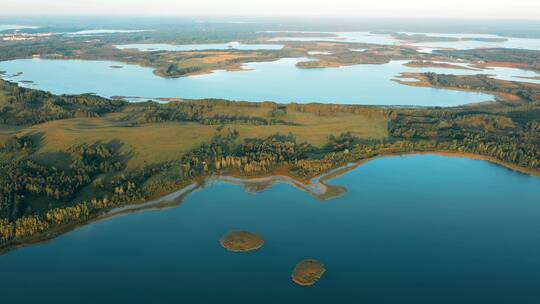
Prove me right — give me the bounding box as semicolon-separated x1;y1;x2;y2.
1;0;539;19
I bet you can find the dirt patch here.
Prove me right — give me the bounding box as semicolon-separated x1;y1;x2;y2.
292;259;326;286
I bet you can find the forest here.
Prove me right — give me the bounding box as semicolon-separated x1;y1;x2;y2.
421;73;540;103
435;48;540;71
0;79;125;125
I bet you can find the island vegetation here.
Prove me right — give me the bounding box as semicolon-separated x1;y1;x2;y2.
291;259;326;286
219;231;264;252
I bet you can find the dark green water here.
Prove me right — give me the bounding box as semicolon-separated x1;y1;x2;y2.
1;155;540;303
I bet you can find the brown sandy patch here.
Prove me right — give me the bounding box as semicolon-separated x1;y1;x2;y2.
220;231;264;252
292;259;326;286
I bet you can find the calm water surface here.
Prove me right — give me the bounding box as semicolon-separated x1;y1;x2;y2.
0;58;497;106
1;155;540;304
0;24;39;31
269;31;540;51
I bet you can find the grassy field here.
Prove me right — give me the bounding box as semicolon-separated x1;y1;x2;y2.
16;103;388;169
19;118;218;169
0;124;23;146
233;111;387;145
0;91;7;107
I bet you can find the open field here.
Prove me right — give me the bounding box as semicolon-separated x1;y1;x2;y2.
0;91;7;106
18;118;218;169
15;103;388;169
232;112;387;146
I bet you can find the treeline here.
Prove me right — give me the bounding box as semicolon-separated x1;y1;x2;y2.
435;48;540;70
0;132;315;245
389;110;540;169
0;143;124;221
0;79;126;125
0;38;81;61
423;73;540;104
132;101;298;126
0;135;34;154
179;131;312;176
160;64;203;77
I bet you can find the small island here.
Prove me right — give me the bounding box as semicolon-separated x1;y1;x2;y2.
219;231;264;252
291;259;326;286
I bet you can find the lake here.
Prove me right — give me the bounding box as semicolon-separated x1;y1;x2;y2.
0;24;40;31
269;31;540;52
0;58;506;106
1;154;540;304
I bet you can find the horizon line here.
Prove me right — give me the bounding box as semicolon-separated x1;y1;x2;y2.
1;15;540;21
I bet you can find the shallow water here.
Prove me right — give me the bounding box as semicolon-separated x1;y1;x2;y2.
307;51;332;55
269;31;401;45
0;58;499;106
407;60;540;84
407;32;540;52
269;31;540;51
1;155;540;304
0;24;39;31
116;41;284;51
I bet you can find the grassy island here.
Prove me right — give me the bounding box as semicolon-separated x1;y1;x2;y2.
220;231;264;252
292;259;326;286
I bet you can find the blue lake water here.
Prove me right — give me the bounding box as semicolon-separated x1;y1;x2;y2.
0;58;501;106
405;32;540;52
269;31;540;52
0;24;39;31
117;39;539;67
1;155;540;304
116;41;284;51
269;31;402;45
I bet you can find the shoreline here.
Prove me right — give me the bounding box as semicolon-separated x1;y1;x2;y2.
394;73;524;103
0;183;200;256
4;56;525;108
1;151;539;255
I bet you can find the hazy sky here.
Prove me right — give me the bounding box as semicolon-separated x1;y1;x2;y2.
2;0;539;19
